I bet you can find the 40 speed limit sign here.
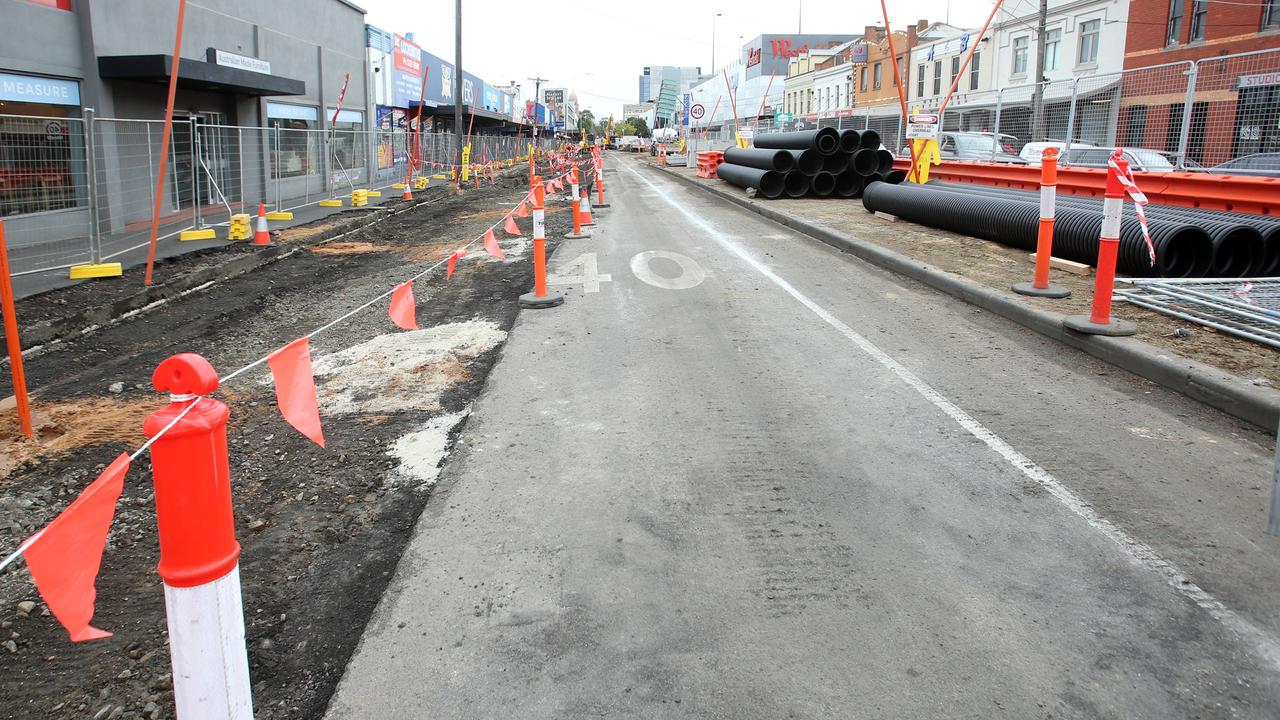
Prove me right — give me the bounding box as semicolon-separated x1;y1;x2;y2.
690;103;706;120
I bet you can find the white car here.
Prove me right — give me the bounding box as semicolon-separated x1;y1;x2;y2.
1019;141;1096;165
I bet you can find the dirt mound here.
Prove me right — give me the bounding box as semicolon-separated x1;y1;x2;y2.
0;396;163;483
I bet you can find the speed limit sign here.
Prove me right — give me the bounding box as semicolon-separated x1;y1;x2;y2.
690;103;705;120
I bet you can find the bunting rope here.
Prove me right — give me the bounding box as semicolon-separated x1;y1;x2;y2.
0;155;596;577
1108;155;1156;267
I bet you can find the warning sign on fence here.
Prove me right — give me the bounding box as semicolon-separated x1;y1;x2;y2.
906;113;940;140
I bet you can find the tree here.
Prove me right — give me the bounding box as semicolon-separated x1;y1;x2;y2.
578;109;595;134
629;116;651;138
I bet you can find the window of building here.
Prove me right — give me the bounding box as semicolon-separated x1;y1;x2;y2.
933;60;942;95
1043;29;1061;71
1265;0;1279;28
1123;105;1147;146
268;103;321;179
1190;0;1208;40
950;56;960;87
874;62;882;90
917;64;926;97
1165;102;1184;151
1167;0;1184;44
1013;36;1029;75
328;109;366;173
860;67;868;92
896;58;904;87
970;52;981;90
1078;20;1100;64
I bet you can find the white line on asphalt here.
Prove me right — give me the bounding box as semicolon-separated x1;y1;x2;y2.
624;161;1280;672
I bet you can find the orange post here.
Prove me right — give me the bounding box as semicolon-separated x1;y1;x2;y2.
1064;150;1137;336
143;0;190;286
1012;148;1070;299
520;177;562;309
0;221;33;438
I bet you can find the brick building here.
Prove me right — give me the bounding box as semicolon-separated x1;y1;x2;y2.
1119;0;1280;167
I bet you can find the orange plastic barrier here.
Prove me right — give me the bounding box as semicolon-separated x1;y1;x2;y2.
890;159;1279;216
697;151;725;179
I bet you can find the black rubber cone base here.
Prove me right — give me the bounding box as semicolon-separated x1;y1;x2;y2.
519;291;564;309
1012;281;1071;299
564;231;591;239
1063;315;1137;336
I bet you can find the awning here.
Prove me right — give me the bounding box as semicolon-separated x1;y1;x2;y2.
418;104;516;124
98;55;305;97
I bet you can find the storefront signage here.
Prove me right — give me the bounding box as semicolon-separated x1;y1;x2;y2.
0;72;80;106
1239;72;1280;89
209;49;271;75
851;43;868;64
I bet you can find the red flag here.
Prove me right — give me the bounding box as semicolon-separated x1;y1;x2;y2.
482;229;505;259
503;214;521;237
269;338;325;448
23;452;130;642
446;249;465;280
388;280;418;331
514;202;530;218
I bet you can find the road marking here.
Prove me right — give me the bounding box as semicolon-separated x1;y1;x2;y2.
625;162;1280;672
630;250;706;290
548;253;612;293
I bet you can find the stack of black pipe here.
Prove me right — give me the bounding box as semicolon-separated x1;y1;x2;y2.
716;127;906;199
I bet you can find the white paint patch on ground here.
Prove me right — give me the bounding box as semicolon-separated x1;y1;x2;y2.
470;237;529;264
390;409;470;487
310;321;507;415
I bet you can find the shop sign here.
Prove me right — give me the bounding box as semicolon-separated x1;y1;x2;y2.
0;72;80;106
209;49;271;75
1238;72;1280;89
851;43;868;64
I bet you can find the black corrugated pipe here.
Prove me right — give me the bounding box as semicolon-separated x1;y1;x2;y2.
923;181;1266;277
837;130;861;153
717;162;785;199
858;129;881;150
810;172;837;197
835;171;864;198
884;170;907;184
875;149;894;175
785;149;823;175
723;146;796;172
783;171;809;198
823;152;850;174
1262;230;1280;276
851;149;879;176
861;182;1212;277
755;127;841;155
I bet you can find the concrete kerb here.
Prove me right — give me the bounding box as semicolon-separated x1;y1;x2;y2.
6;191;452;360
655;164;1280;431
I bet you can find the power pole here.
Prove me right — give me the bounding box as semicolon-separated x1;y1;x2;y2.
454;0;464;175
528;76;549;145
1029;0;1048;142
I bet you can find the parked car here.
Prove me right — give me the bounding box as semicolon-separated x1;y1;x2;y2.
937;132;1026;163
1019;140;1096;165
1208;152;1280;178
1066;147;1176;172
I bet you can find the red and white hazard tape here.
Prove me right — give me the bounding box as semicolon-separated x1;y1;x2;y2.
1108;155;1156;267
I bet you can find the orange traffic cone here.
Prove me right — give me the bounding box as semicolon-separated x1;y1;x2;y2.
253;203;271;246
402;173;413;202
579;189;595;227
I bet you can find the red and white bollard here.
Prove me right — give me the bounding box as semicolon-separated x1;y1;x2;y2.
594;163;609;208
520;176;563;309
143;354;253;719
1013;147;1068;298
1064;149;1138;336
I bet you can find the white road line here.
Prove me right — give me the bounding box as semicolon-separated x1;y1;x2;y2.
624;161;1280;673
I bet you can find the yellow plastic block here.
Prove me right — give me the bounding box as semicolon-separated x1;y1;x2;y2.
365;190;382;197
390;183;407;189
227;213;252;241
350;189;369;208
265;211;294;221
432;173;447;180
69;263;123;279
414;177;429;189
319;199;343;207
179;228;218;241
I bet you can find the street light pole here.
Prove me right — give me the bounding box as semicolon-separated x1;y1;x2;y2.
712;13;722;72
454;0;464;175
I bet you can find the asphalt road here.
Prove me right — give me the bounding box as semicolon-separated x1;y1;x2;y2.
325;155;1280;719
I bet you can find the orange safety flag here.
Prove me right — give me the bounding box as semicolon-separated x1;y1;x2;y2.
514;202;530;218
269;338;325;448
388;280;418;330
482;228;505;260
446;249;465;280
503;214;521;237
23;452;130;642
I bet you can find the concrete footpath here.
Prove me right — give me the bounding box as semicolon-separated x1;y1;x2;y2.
324;155;1280;718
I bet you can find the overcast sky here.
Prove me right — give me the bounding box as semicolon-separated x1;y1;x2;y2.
359;0;998;119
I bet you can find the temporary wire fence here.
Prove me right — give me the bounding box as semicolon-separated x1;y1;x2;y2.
1115;278;1280;348
0;150;600;579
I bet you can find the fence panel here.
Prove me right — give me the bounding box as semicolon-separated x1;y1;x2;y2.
1190;48;1280;172
0;113;93;276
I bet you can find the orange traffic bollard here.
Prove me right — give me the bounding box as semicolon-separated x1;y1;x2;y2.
0;221;32;438
253;203;272;246
1013;148;1068;299
520;177;563;309
1064;149;1137;336
594;164;609;208
143;353;252;717
579;187;595;227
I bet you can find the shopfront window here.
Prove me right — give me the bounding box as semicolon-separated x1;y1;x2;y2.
0;73;84;217
268;102;320;178
327;109;365;173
